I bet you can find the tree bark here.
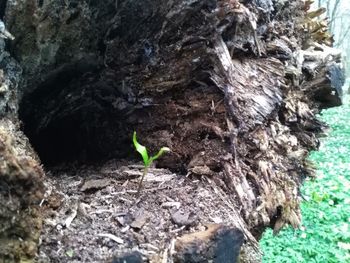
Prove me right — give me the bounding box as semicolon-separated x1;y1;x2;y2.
0;39;45;261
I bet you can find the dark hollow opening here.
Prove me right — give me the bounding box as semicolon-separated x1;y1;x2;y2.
18;58;137;166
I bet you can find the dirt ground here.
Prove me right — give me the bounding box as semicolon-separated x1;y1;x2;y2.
36;159;254;263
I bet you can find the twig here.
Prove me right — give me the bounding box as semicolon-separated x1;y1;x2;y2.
97;233;124;244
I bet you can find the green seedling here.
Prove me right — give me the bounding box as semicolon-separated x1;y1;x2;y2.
133;131;170;196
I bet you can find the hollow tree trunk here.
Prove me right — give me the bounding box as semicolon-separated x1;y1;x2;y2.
0;0;344;262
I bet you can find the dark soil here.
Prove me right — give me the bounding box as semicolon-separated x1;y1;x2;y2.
36;160;251;263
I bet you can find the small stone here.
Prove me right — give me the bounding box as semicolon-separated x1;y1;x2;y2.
171;210;197;227
130;212;149;230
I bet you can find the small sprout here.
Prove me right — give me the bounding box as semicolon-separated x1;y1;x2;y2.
133;131;170;196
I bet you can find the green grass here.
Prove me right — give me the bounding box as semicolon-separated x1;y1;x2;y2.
260;96;350;263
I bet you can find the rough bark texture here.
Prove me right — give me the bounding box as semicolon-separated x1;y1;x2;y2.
0;0;344;262
0;39;44;261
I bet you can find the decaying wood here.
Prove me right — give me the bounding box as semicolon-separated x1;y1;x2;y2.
0;119;44;261
301;44;344;108
0;0;344;262
174;224;244;263
0;38;45;261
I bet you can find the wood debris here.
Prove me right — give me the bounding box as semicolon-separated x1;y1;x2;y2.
97;233;124;244
80;178;112;192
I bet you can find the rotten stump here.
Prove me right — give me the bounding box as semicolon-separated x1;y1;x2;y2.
0;0;344;262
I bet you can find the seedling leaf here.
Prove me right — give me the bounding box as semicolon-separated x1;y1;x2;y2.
150;147;171;163
133;132;150;166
